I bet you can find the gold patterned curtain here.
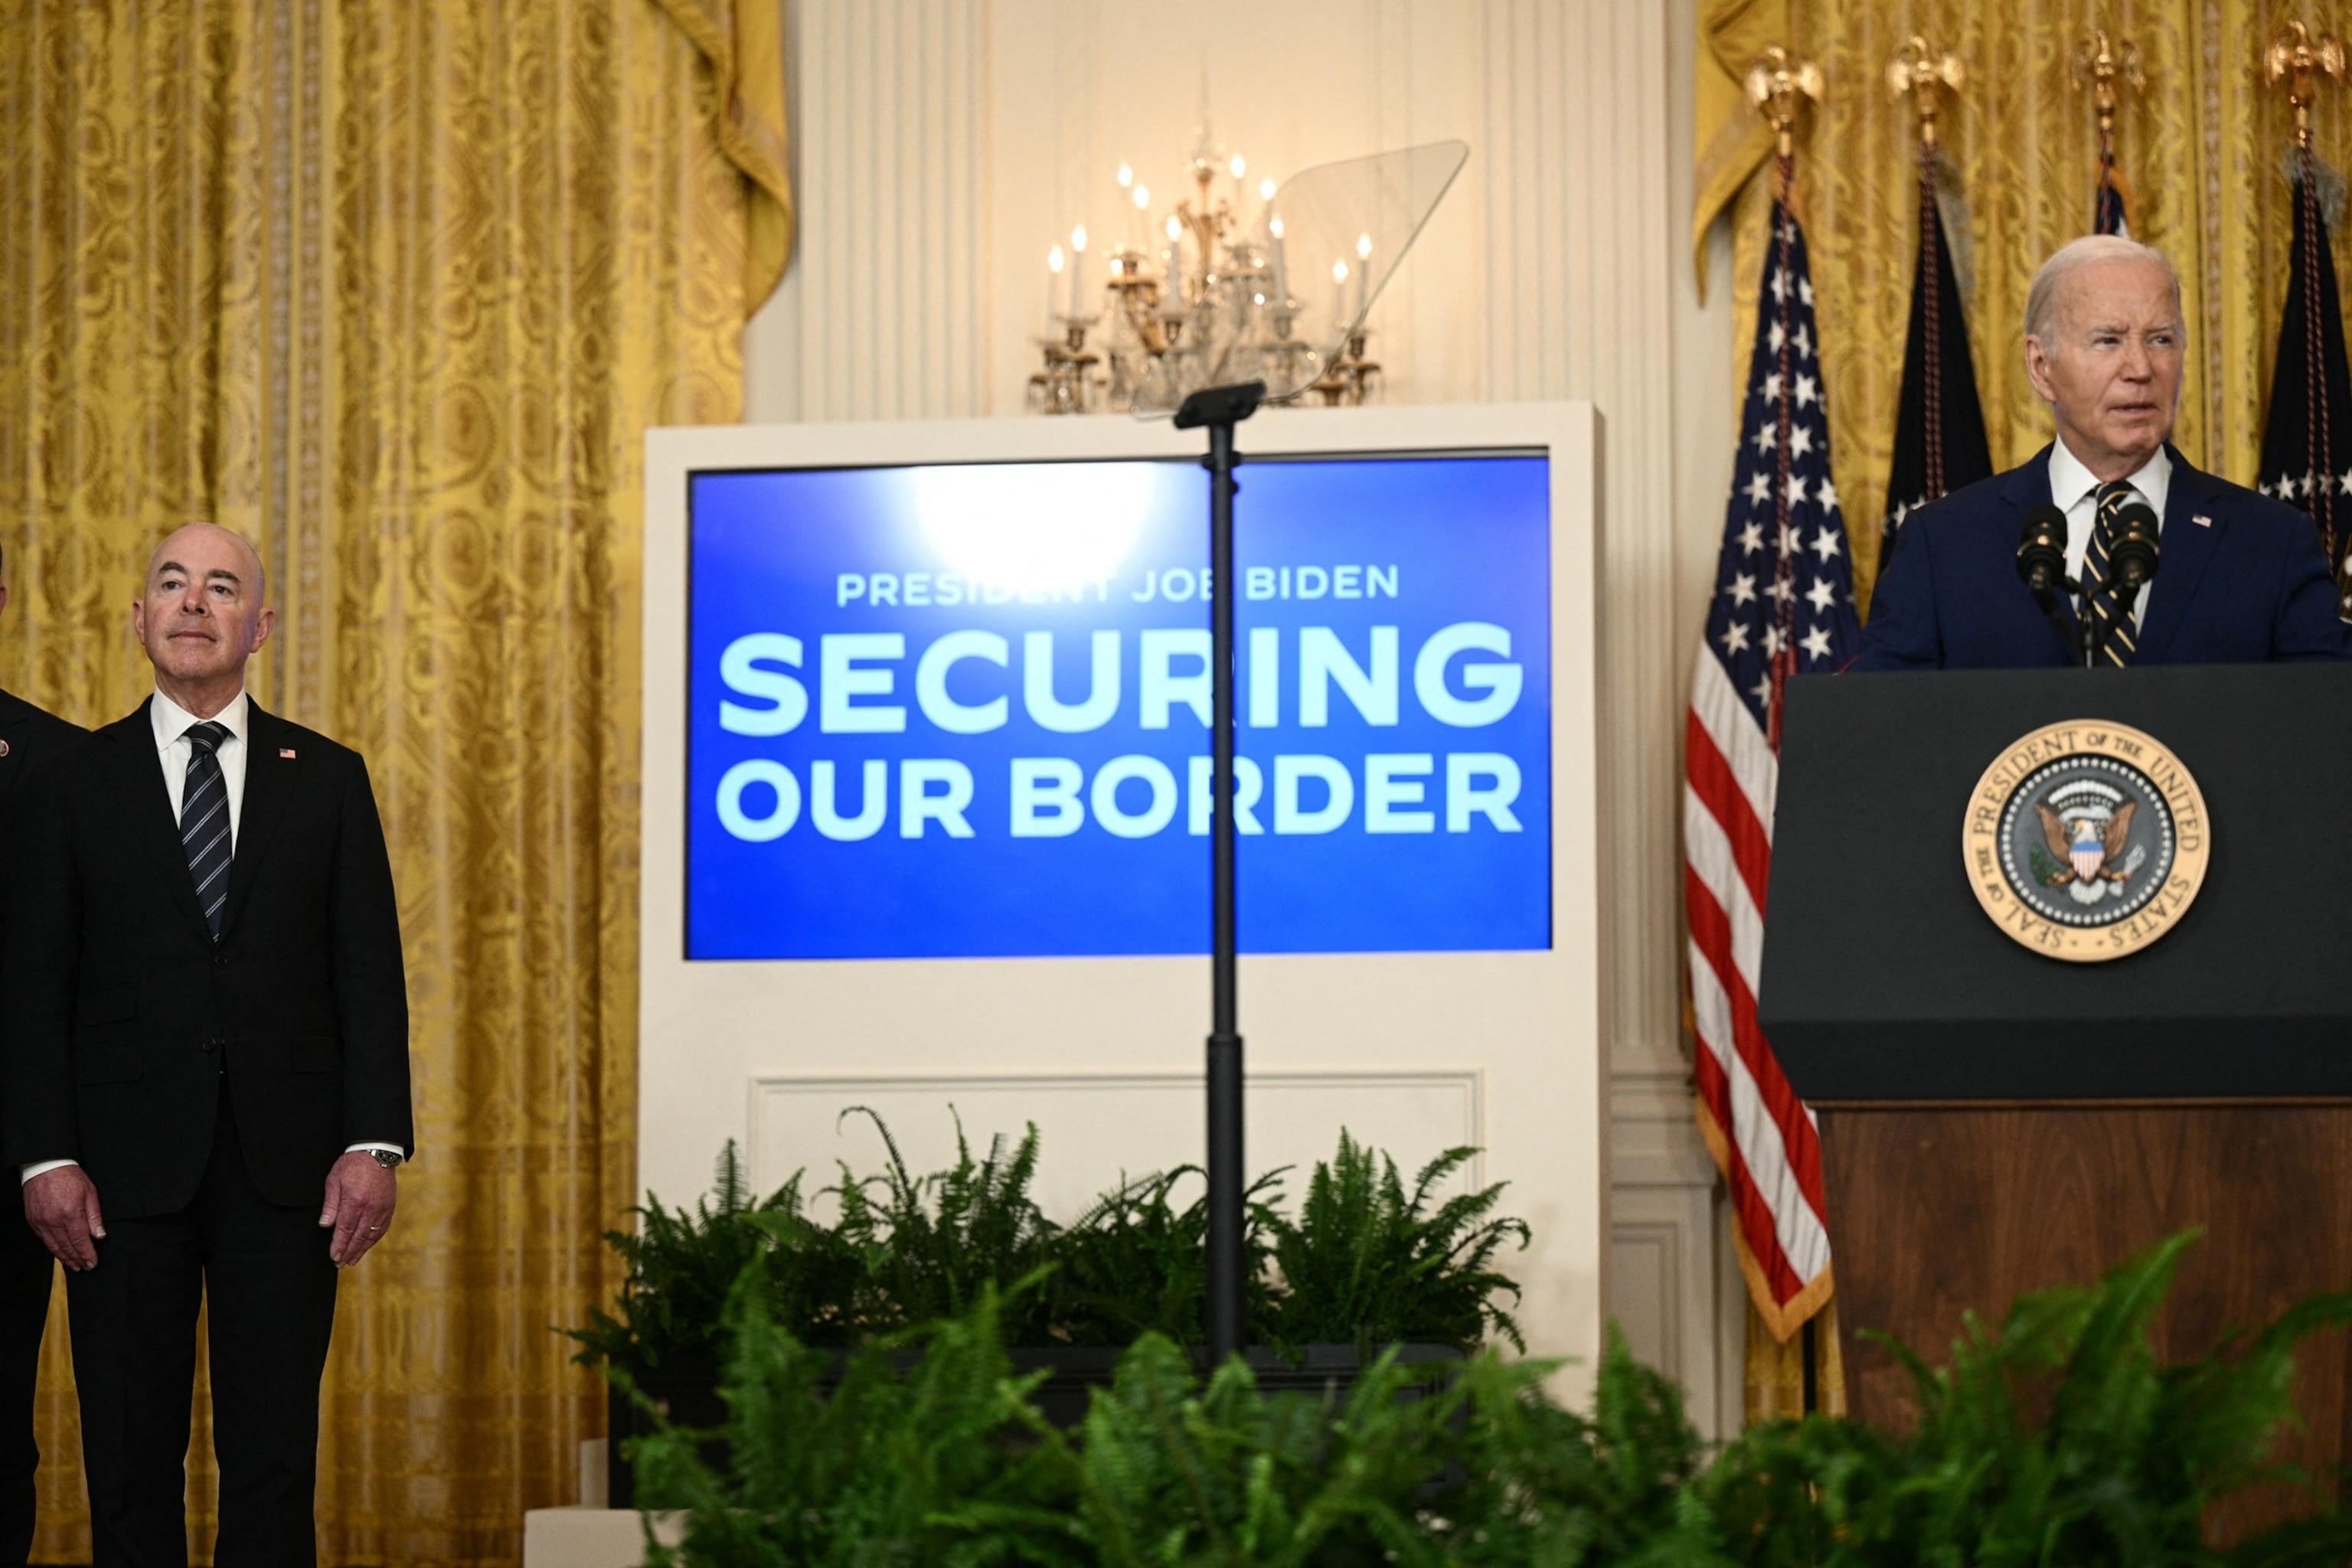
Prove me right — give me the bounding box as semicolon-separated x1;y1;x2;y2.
1698;0;2351;609
1694;1;2348;1427
0;2;788;1560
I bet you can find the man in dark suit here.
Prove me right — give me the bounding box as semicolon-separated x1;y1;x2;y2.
1858;234;2352;668
0;524;413;1566
0;550;87;1566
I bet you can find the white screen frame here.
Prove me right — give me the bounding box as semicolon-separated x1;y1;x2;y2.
642;403;1609;1387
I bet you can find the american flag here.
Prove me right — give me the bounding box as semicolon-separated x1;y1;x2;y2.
1686;194;1858;1342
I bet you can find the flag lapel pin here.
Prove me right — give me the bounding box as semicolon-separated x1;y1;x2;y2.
2193;514;2213;528
280;747;298;759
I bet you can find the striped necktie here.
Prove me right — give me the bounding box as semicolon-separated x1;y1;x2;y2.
2082;481;2141;667
181;720;233;939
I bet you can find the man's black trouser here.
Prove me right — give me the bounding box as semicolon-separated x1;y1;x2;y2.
0;1197;55;1566
67;1099;337;1568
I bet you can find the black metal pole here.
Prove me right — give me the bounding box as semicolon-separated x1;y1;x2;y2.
1204;416;1244;1366
1174;381;1264;1367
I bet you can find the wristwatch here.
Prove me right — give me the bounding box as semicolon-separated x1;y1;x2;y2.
368;1149;405;1170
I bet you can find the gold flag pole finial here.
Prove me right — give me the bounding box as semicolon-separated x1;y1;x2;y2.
2071;28;2145;145
1746;47;1824;166
1888;38;1965;151
1746;48;1824;208
2265;21;2347;149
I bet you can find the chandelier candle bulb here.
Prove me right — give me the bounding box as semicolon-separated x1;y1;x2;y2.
1269;214;1288;301
1332;258;1350;337
1047;244;1065;321
1069;224;1088;317
1355;233;1372;319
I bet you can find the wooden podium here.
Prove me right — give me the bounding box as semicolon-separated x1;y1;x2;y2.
1760;667;2352;1504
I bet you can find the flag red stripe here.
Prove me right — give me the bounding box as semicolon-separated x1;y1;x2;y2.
1685;867;1827;1217
1692;1041;1808;1305
1687;713;1772;915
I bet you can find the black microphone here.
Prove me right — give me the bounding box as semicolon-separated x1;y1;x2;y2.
2016;503;2068;592
2106;501;2161;590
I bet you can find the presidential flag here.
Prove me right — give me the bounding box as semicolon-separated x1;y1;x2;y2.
2256;152;2352;618
1880;149;1993;567
1686;195;1860;1342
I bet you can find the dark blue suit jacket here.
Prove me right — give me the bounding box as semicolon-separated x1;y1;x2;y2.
1855;444;2351;668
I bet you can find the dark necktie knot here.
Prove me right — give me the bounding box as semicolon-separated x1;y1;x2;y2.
2095;479;2136;517
185;720;230;757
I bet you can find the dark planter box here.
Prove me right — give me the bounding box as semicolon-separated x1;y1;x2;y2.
607;1342;1465;1511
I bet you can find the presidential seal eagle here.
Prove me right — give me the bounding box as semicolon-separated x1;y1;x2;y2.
2037;800;2135;892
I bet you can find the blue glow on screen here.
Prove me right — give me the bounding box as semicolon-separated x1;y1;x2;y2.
685;453;1551;959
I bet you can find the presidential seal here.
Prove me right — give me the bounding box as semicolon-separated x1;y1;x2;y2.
1962;720;2210;962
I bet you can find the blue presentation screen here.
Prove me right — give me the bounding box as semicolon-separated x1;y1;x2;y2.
685;452;1551;959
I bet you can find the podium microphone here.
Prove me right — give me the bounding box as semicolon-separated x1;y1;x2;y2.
2106;501;2161;591
2014;504;2086;663
2016;504;2068;592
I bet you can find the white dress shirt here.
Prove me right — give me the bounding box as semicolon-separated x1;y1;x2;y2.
21;688;401;1183
152;686;250;850
2048;437;2171;632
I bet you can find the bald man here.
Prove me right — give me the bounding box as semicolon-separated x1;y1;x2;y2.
0;525;413;1566
1859;235;2351;668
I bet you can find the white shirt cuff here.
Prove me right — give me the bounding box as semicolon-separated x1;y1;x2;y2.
21;1147;402;1186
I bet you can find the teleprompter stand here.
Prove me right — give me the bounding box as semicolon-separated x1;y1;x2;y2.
1174;381;1267;1366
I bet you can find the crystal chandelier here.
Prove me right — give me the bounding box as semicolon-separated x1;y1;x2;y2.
1027;125;1382;416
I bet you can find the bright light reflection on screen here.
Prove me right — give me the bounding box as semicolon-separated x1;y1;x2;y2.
916;460;1156;595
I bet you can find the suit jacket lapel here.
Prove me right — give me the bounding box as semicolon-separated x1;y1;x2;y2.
2135;449;2225;665
103;700;213;941
1999;445;2080;658
219;704;297;940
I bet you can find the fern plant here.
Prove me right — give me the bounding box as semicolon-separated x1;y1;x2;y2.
577;1117;1534;1383
626;1227;2352;1568
566;1141;861;1377
633;1269;1081;1568
1066;1332;1456;1568
828;1106;1064;1344
1432;1328;1731;1567
1704;1231;2352;1568
1264;1131;1530;1353
1051;1165;1286;1347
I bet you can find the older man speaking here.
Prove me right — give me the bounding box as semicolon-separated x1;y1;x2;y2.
1857;235;2352;668
0;524;412;1566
